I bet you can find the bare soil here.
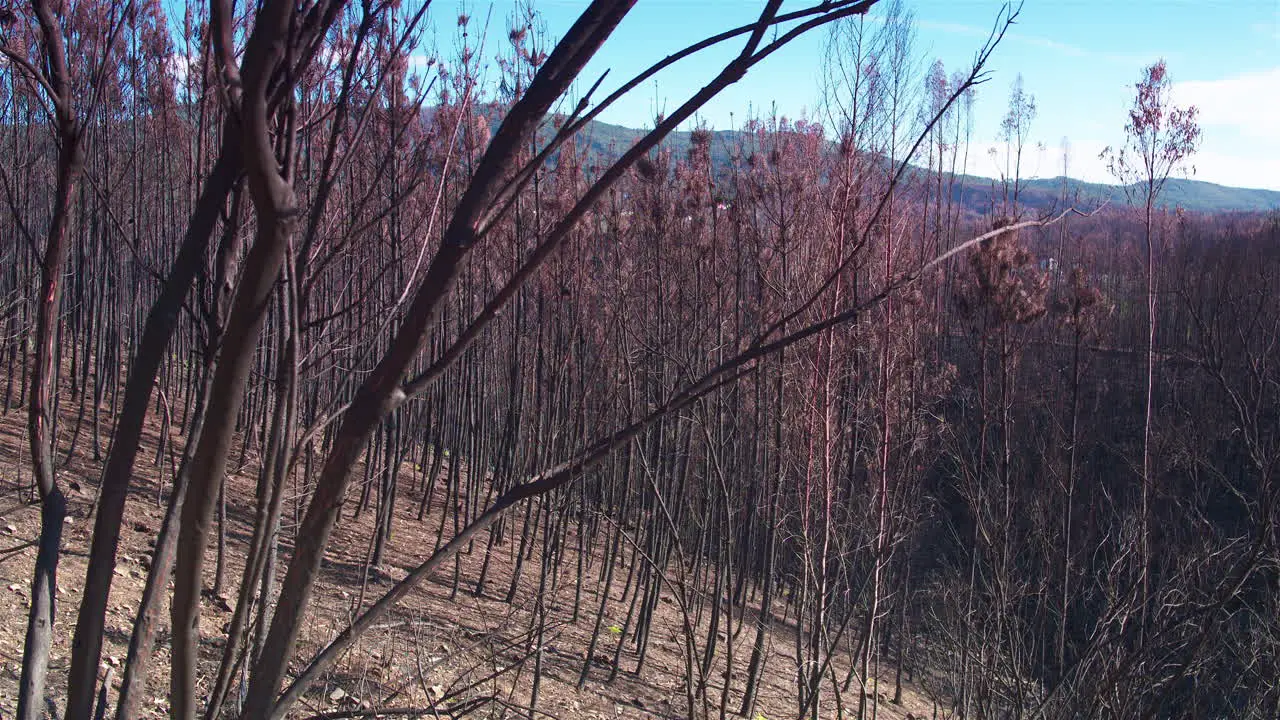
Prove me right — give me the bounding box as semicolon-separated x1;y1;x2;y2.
0;378;940;719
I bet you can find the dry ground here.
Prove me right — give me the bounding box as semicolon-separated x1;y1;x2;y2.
0;375;943;719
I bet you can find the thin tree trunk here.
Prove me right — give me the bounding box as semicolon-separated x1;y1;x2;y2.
66;140;240;720
18;3;83;708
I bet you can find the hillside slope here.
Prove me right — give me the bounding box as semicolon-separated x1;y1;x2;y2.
0;385;941;719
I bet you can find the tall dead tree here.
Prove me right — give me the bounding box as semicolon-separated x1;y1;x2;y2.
1103;59;1200;636
0;1;128;716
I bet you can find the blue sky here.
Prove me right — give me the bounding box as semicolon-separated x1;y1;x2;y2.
426;0;1279;190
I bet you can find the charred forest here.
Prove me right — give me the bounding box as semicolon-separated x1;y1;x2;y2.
0;0;1276;718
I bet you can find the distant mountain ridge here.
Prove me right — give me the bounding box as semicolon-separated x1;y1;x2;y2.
569;119;1280;214
950;175;1280;214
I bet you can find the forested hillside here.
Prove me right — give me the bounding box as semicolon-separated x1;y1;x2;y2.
0;1;1276;719
575;123;1280;213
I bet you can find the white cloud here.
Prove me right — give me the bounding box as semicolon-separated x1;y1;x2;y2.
949;139;1111;186
1172;148;1280;192
948;138;1280;192
1252;21;1280;41
1173;67;1280;141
